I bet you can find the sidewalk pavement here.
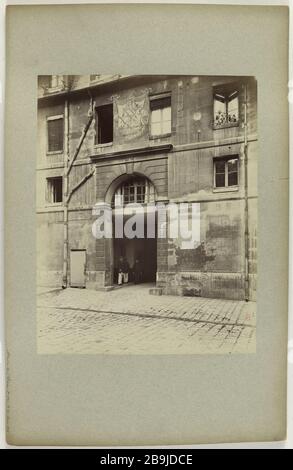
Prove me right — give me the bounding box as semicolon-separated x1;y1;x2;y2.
37;283;256;354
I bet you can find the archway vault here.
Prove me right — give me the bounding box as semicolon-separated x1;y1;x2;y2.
94;159;168;288
95;156;168;205
102;173;158;286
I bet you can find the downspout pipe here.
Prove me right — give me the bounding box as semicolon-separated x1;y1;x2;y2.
62;98;69;288
244;83;249;301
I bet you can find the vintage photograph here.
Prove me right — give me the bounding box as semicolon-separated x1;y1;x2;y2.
37;74;257;354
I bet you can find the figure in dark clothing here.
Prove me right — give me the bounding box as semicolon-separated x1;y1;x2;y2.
117;256;129;285
133;258;143;284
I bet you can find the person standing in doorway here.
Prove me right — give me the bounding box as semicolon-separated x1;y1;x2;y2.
118;256;129;286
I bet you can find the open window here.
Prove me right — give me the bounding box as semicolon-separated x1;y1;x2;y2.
46;176;63;203
95;104;113;145
214;156;239;190
213;84;239;128
150;94;171;138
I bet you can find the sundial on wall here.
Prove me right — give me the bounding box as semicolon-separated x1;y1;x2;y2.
116;91;149;141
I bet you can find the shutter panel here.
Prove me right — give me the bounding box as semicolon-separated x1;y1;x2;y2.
48;118;64;152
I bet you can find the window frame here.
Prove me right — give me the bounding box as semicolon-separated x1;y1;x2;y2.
149;93;172;139
112;177;156;207
94;103;114;147
46;176;63;205
46;114;64;154
50;75;62;89
213;156;239;192
213;84;240;130
46;75;65;94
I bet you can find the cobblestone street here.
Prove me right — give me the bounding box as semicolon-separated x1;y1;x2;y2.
37;284;256;354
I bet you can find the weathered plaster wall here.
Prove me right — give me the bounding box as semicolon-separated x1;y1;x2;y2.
37;76;257;299
37;76;257;167
156;199;246;300
248;198;257;301
37;211;64;286
67;209;97;288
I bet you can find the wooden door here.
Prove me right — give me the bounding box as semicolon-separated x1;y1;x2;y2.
70;250;86;287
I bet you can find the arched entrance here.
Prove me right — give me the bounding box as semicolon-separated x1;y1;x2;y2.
111;175;157;285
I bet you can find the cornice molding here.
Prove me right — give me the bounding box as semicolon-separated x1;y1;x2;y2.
89;144;173;162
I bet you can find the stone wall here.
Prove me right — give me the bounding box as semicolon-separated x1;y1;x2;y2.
155;198;247;300
37;75;257;299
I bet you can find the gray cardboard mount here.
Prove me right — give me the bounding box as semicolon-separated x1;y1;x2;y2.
5;4;289;445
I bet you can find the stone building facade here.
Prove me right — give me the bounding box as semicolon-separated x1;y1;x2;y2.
37;75;257;300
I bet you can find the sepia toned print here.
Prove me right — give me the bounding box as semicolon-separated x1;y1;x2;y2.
37;75;257;354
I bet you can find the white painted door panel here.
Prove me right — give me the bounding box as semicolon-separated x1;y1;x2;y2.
70;250;86;287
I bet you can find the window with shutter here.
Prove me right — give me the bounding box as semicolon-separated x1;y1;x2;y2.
47;116;64;152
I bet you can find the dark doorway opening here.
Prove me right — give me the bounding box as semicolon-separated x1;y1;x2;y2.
113;213;157;285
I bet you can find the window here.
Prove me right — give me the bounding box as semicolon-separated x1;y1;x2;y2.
47;177;63;203
150;95;171;137
50;75;63;89
47;115;64;152
90;74;101;81
213;84;239;128
95;104;113;145
112;177;155;207
214;157;239;189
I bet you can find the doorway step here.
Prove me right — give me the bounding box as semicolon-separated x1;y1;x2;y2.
95;286;114;292
149;287;163;296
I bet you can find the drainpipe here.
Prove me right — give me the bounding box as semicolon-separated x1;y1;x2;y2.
244;83;249;301
62;98;69;288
